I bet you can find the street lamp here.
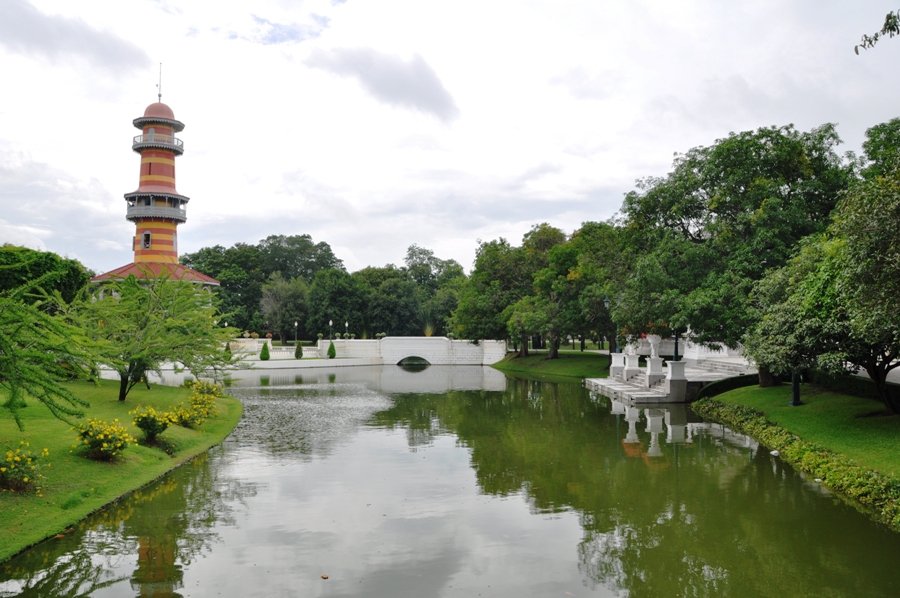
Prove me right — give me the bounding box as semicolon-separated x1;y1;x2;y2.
345;321;348;338
294;320;298;346
329;319;333;340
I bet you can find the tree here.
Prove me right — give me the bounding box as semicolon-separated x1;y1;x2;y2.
181;234;342;332
260;273;308;343
306;269;367;338
452;225;564;341
366;277;423;336
616;123;851;348
0;245;91;305
81;273;236;401
404;244;465;335
856;11;900;54
0;277;93;429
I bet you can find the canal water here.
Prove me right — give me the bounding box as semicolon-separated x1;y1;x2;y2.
2;365;899;597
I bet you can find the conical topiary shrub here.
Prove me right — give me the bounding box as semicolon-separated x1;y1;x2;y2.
294;342;303;359
327;340;336;359
260;341;270;361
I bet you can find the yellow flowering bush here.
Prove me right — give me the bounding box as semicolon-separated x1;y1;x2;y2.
183;380;225;398
130;406;175;441
172;381;221;428
73;418;135;461
0;442;49;493
169;402;202;428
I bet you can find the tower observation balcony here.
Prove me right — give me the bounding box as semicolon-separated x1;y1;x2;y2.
126;204;187;223
132;133;184;155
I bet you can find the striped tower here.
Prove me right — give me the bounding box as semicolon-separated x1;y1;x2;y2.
126;102;188;264
90;100;217;286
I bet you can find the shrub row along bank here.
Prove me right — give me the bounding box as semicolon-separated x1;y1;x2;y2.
691;398;900;531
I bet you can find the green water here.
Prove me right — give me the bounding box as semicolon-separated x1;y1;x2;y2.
2;366;899;597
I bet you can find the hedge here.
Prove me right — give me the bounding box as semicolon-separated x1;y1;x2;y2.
691;398;900;531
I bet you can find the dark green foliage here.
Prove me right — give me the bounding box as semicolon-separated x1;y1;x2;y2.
259;342;270;361
327;341;336;359
694;374;760;400
453;225;565;341
0;245;90;305
294;342;303;359
181;234;342;332
0;258;94;429
259;273;308;343
692;398;900;531
616;124;851;348
306;269;366;338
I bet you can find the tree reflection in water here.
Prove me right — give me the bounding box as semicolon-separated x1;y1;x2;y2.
0;451;257;597
373;376;900;597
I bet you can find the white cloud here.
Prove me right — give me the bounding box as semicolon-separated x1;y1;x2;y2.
305;47;460;122
0;0;151;72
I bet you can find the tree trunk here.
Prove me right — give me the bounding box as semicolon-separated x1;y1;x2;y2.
865;363;898;414
758;366;780;387
118;374;130;402
580;335;585;351
518;331;529;358
547;333;561;360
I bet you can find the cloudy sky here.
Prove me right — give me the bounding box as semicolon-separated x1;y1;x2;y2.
1;0;898;275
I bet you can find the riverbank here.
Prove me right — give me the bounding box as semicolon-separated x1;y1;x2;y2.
0;380;243;562
693;384;900;531
492;351;610;380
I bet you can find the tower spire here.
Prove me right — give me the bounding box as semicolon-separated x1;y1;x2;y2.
156;63;162;102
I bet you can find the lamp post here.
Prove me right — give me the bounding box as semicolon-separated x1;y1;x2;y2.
329;319;333;340
345;321;348;338
294;321;298;346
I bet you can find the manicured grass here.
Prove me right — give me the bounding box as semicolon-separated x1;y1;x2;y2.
0;379;242;562
492;352;610;380
715;384;900;478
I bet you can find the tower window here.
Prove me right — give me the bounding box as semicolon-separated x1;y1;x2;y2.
143;232;151;249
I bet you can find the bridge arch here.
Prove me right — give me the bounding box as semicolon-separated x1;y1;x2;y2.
397;356;431;366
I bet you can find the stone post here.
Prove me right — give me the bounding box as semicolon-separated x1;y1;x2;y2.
610;353;626;379
645;357;665;387
623;353;642;381
665;360;688;402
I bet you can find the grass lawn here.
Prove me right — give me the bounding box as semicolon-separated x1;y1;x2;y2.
492;351;610;380
715;384;900;478
0;379;242;562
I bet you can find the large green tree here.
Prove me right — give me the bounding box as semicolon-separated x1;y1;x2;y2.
81;274;236;401
306;269;367;338
259;273;308;343
181;234;341;333
615;123;852;348
0;273;93;428
0;245;91;305
452;224;565;341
